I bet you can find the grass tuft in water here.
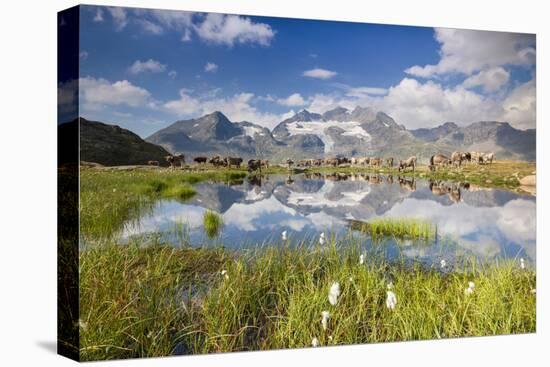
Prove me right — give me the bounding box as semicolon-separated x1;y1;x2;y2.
353;217;435;240
203;210;224;239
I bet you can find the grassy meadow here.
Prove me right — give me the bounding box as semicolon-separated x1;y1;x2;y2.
76;162;536;360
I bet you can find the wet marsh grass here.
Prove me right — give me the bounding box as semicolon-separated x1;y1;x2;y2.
79;239;536;360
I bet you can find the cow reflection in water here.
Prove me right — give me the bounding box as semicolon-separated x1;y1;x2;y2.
248;174;267;187
285;175;294;185
398;176;416;191
429;180;470;204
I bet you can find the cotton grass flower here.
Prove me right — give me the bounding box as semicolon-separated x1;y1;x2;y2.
359;254;365;265
319;232;326;245
464;281;475;295
311;337;319;347
440;259;447;269
328;282;341;306
520;258;525;269
221;269;229;280
386;290;397;310
387;282;393;290
281;230;287;241
321;311;330;331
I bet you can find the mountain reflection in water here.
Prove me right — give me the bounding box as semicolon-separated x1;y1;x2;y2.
122;173;536;264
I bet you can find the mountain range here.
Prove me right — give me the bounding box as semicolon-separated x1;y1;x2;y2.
71;107;535;166
145;107;535;162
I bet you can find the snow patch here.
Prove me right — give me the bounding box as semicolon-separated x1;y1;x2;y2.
286;120;371;153
243;125;263;137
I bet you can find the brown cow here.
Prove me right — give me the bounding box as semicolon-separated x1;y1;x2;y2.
209;155;226;167
260;159;269;168
429;154;450;171
324;157;339;167
370;157;382;168
451;151;463;168
225;157;243;168
194;156;208;164
386;157;394;168
286;159;294;169
165;154;185;169
147;160;159;166
398;156;417;172
247;159;261;172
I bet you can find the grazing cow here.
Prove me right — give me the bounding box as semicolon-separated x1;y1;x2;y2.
297;159;312;167
260;159;269;168
324;157;339;167
165;154;185;169
451;151;463;168
470;152;482;164
209;155;226;167
337;157;349;165
370;157;382;168
398;156;417;172
147;160;159;166
481;152;495;164
461;152;472;163
312;158;323;167
356;157;370;166
194;156;208;164
286;159;294;169
226;157;243;168
386;157;394;168
350;157;357;166
429;154;450;171
247;159;261;172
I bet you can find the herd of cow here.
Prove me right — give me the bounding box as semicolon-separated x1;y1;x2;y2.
152;150;495;172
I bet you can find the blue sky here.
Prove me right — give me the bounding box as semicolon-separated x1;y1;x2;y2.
65;5;536;136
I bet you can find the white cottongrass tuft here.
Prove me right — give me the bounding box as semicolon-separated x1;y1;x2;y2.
520;258;525;269
359;254;365;265
531;288;536;294
321;311;330;331
328;335;333;342
311;337;319;347
281;230;287;241
386;291;397;310
464;281;475;295
221;270;229;280
387;282;393;290
328;282;341;306
319;232;326;245
440;259;447;269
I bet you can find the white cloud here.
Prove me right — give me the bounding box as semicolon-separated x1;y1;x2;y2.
462;67;510;93
501;79;536;130
79;77;151;111
79;51;89;60
194;13;275;46
93;8;104;22
168;70;178;79
137;19;163;35
277;93;307;106
346;86;388;97
128;59;167;74
204;62;218;73
303;68;337;80
163;90;291;129
107;7;128;31
405;28;535;77
305;76;535;130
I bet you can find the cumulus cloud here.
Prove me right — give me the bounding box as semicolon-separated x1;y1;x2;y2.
277;93;307;106
405;28;535;77
194;13;275;46
204;62;218;73
500;79;536;130
79;51;89;60
305;76;535;130
168;70;177;79
128;59;167;74
462;67;510;93
79;77;152;111
163;90;291;129
303;68;337;80
107;7;128;31
346;86;388;97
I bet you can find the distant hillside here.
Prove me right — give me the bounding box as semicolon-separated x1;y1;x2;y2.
75;118;170;166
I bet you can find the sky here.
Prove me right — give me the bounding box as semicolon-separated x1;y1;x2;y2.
59;5;536;137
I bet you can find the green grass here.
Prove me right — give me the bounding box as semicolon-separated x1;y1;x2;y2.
79;239;536;361
203;210;224;239
352;218;436;241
